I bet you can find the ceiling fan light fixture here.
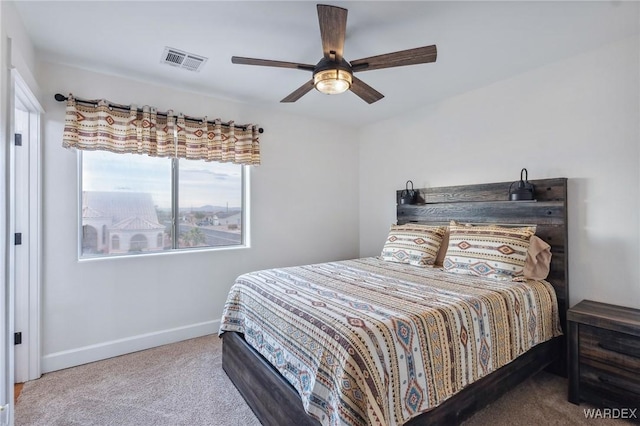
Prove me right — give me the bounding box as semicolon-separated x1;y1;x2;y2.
313;69;352;95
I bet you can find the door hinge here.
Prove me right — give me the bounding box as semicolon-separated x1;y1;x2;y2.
15;133;22;146
15;233;22;245
14;332;22;345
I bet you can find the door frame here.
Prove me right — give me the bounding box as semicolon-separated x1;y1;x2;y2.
12;69;43;384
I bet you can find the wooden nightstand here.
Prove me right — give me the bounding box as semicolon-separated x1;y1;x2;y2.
568;300;640;411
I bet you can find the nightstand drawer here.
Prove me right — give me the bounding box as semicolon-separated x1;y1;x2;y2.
580;324;640;374
580;363;640;407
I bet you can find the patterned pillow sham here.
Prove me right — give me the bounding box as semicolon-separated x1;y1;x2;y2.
443;221;535;280
381;224;447;267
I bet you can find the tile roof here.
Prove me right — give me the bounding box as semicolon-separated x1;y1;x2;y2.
111;216;165;231
83;191;164;231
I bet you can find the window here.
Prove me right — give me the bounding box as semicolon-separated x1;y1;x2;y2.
80;150;245;258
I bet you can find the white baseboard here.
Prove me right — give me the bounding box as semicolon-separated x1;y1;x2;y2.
41;319;220;373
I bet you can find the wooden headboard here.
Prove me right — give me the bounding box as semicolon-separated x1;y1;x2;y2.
396;178;568;374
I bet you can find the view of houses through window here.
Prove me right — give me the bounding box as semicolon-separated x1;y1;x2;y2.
81;151;244;258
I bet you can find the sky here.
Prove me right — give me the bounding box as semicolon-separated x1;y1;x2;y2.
82;151;243;209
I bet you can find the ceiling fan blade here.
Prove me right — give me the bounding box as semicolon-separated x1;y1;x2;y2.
317;4;348;61
350;77;384;104
281;80;315;103
232;56;315;71
350;45;437;72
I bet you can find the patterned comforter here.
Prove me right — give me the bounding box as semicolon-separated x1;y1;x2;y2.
219;257;562;426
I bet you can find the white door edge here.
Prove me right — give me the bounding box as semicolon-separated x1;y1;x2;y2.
12;69;43;384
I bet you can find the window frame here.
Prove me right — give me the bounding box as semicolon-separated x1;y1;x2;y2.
77;152;250;261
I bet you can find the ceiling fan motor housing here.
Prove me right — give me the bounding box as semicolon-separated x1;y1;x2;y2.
313;57;352;75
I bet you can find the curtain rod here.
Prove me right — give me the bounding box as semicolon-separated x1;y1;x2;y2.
54;93;264;134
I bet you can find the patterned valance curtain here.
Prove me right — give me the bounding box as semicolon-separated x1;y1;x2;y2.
62;95;261;165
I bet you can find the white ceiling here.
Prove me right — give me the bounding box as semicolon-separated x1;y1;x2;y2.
14;1;639;128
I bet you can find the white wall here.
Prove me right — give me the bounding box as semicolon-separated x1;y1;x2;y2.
38;62;360;372
359;35;640;310
2;1;40;100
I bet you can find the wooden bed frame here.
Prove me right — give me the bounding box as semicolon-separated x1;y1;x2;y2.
221;177;568;425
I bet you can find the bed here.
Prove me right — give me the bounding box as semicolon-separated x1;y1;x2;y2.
220;178;568;425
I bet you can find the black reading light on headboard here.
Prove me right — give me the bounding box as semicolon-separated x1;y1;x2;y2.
508;168;535;201
400;180;417;204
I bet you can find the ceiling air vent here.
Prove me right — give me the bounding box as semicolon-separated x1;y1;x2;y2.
161;47;208;72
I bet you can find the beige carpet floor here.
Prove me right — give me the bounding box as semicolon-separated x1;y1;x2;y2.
16;335;625;425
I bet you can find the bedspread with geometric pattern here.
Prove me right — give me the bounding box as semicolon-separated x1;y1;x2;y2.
219;257;562;426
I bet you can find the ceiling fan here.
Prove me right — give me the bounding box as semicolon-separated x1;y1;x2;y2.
231;4;437;104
